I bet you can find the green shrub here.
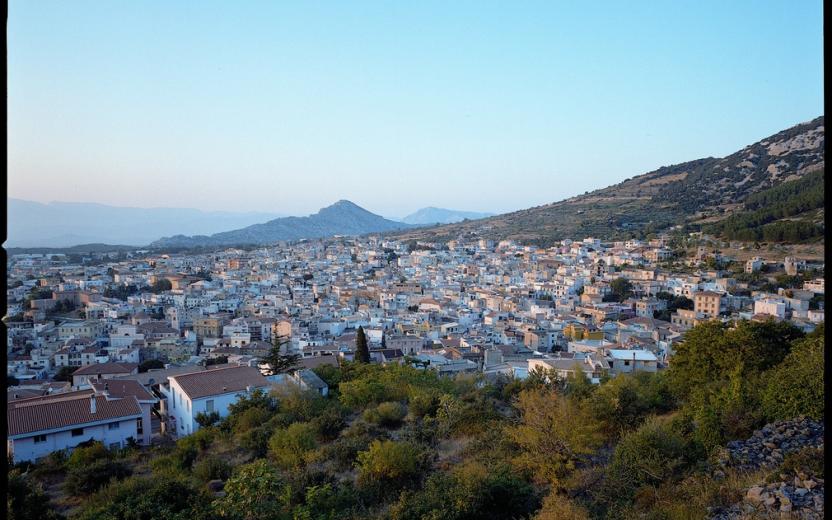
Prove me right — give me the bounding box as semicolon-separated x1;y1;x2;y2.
67;441;111;469
600;416;693;510
310;406;346;441
761;333;824;421
8;469;62;520
192;455;232;482
74;474;211;520
63;459;132;495
356;440;428;491
363;401;407;427
268;422;318;469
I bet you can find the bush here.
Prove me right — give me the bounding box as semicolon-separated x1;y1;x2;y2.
192;455;232;482
64;459;132;495
67;440;110;469
269;422;318;469
363;401;407;427
760;333;824;421
356;440;427;491
310;406;346;441
507;387;603;487
8;469;62;520
600;416;694;510
195;411;221;428
74;475;211;520
213;460;288;520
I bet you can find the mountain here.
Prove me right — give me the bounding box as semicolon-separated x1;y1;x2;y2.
389;116;824;246
402;207;494;225
6;199;286;248
150;200;412;248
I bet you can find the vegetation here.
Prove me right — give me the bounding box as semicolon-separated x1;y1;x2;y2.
262;336;300;375
355;326;370;363
13;320;825;520
705;169;824;242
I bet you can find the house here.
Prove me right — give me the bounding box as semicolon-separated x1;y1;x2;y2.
693;291;724;318
163;365;271;438
89;378;158;445
7;390;143;464
608;349;658;375
72;362;139;388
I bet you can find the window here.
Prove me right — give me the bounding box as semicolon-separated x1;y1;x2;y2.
206;400;214;413
71;428;84;437
33;434;47;443
108;422;119;430
624;360;631;366
109;442;120;450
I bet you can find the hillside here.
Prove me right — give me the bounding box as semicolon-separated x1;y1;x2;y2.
402;207;494;225
703;169;824;242
389;116;824;245
6;199;285;248
151;200;412;248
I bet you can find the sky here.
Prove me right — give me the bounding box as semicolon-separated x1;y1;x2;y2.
7;1;824;219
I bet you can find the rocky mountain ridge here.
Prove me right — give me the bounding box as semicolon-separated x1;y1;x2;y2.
389;116;824;245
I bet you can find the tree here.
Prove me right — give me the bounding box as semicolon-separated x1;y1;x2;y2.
150;279;172;293
261;336;300;376
609;278;633;302
761;330;824;421
54;366;76;382
668;320;804;399
355;326;370;363
195;411;221;428
507;387;603;488
138;359;165;373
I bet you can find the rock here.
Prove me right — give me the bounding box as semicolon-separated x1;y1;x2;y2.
794;487;809;497
746;486;765;503
804;479;817;489
206;479;225;492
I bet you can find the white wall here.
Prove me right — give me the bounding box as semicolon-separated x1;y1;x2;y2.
9;417;139;464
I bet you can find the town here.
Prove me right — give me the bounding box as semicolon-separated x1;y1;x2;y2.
5;233;824;463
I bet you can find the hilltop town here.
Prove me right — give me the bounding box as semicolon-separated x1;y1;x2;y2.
6;232;824;450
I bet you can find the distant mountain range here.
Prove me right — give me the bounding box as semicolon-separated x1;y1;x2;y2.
150;200;413;248
401;207;493;225
6;199;286;247
390;116;825;246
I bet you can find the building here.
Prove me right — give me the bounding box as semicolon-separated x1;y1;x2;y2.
7;389;143;463
72;362;139;388
693;291;724;319
608;349;659;375
163;365;271;438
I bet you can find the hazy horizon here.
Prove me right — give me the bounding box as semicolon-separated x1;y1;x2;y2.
8;1;824;217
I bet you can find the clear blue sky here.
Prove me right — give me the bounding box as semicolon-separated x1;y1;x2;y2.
8;0;824;219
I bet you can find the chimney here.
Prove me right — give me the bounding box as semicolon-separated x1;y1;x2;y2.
90;395;97;414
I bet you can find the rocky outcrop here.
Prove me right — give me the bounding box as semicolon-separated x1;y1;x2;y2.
710;418;824;520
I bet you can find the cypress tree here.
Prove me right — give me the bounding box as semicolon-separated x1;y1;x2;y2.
356;326;370;363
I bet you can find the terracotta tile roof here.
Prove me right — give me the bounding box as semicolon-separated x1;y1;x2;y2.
90;379;155;402
72;362;138;376
8;392;142;437
169;365;269;400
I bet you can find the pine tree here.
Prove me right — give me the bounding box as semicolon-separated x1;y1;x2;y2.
262;336;300;375
355;326;370;363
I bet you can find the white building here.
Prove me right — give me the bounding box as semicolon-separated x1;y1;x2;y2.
608;349;658;375
754;297;787;319
7;389;143;464
163;365;271;438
